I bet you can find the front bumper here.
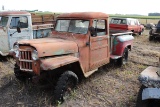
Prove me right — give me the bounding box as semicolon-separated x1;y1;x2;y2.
142;88;160;100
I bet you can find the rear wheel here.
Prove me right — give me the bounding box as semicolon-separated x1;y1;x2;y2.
117;48;128;66
54;71;78;103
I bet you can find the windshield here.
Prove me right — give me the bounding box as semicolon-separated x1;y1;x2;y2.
55;19;89;34
0;16;9;27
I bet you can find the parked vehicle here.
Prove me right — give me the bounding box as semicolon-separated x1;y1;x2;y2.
13;12;134;103
136;58;160;107
149;20;160;41
0;11;57;56
145;23;155;29
109;18;144;35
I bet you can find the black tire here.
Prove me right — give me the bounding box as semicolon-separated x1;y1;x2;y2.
117;48;128;66
139;31;142;35
14;64;30;82
139;29;144;35
54;71;78;103
136;85;159;107
149;36;153;41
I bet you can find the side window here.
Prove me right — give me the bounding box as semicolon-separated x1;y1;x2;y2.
10;16;28;29
92;19;106;36
130;20;136;25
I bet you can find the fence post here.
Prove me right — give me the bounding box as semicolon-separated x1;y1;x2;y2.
146;19;147;24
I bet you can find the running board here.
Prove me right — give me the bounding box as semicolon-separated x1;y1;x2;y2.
84;69;98;77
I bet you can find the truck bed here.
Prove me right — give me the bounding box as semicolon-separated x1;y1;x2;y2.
109;28;129;35
31;13;59;25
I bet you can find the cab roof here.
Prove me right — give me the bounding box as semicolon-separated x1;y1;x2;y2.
0;11;30;16
111;17;137;20
57;12;109;19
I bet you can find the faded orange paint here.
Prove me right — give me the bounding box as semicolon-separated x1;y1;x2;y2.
58;12;109;19
15;12;133;78
41;56;79;70
18;38;78;57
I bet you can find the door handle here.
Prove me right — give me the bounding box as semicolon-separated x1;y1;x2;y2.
86;42;90;46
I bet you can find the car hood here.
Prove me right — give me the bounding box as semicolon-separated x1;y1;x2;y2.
18;38;78;57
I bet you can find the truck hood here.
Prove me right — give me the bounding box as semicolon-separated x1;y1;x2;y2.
18;38;78;57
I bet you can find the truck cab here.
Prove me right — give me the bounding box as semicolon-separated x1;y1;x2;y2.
13;12;134;103
0;11;55;56
0;11;32;56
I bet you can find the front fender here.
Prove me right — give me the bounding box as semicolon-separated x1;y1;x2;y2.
112;35;134;56
40;55;79;70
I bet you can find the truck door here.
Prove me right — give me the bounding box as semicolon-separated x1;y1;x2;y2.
8;16;31;49
0;16;10;55
89;19;110;70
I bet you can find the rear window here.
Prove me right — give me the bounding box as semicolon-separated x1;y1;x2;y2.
110;18;127;24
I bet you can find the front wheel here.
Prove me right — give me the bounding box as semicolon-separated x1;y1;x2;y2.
139;29;144;35
117;48;128;66
54;71;78;103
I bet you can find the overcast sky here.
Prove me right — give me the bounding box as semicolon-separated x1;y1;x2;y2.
0;0;159;15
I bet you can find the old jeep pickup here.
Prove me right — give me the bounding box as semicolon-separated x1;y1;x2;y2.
137;58;160;107
0;11;57;56
13;12;134;102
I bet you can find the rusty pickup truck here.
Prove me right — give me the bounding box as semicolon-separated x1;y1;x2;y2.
0;11;57;56
13;12;134;103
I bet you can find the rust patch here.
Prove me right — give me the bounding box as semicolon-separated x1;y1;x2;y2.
40;55;79;70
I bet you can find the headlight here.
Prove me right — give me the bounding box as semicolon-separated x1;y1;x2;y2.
13;45;19;57
13;45;19;51
32;50;38;60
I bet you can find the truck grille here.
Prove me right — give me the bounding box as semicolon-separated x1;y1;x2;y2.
19;50;33;71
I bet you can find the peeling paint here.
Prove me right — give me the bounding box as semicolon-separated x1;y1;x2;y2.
54;49;65;55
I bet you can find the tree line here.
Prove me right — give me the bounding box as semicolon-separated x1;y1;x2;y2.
148;13;160;16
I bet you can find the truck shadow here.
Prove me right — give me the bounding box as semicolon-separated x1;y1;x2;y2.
0;55;13;62
0;61;132;106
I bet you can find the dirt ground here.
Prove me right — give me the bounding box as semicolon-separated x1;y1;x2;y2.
0;30;160;107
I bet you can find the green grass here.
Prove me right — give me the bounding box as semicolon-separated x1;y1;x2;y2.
109;14;160;19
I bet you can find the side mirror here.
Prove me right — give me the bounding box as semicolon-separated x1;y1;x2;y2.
89;27;97;37
17;27;21;33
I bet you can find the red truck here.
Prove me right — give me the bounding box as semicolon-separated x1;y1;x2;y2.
110;18;144;35
13;12;134;103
